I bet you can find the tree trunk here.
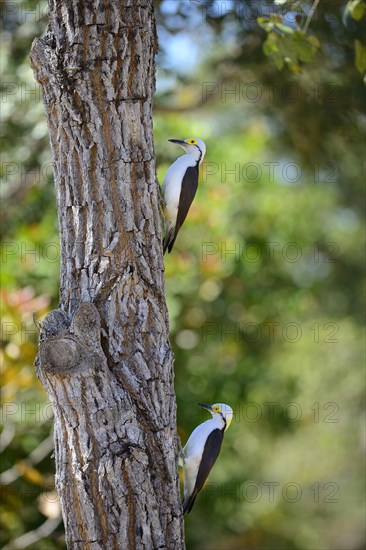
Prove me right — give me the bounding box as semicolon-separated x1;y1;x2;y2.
30;1;184;548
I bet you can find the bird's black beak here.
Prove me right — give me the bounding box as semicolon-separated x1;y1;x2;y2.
197;402;213;412
168;139;186;145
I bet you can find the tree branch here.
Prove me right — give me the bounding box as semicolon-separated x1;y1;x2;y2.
303;0;321;34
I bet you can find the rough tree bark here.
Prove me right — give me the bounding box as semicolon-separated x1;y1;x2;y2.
30;1;184;548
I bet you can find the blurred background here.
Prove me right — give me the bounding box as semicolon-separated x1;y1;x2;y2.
1;1;365;549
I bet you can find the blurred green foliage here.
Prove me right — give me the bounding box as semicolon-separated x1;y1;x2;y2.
343;0;366;76
1;1;365;549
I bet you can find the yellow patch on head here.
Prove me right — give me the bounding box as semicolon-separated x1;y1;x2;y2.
185;138;198;145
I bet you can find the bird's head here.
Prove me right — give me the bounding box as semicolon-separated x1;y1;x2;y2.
198;402;233;431
169;137;206;164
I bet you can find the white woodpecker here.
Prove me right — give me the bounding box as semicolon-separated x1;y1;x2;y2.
182;402;233;514
162;137;206;254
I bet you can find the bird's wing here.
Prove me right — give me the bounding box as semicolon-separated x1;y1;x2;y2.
166;165;199;253
175;165;199;237
183;428;224;514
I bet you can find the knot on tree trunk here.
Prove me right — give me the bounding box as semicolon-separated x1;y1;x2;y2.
30;38;54;82
37;302;102;376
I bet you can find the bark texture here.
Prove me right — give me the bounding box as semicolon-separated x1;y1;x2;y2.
30;1;184;548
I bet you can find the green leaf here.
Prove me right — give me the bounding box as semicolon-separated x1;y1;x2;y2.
287;60;302;73
308;35;321;48
355;39;366;73
267;32;280;48
349;0;366;21
263;40;275;56
262;22;275;32
275;22;295;34
273;54;285;70
259;16;319;72
257;17;275;32
292;33;319;63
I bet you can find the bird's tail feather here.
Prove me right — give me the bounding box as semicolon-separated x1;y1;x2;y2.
163;227;176;255
182;492;197;514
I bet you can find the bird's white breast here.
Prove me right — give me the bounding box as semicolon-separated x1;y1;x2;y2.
184;419;216;458
162;154;197;221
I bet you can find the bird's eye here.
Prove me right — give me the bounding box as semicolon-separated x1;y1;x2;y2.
213;406;220;412
188;139;197;145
